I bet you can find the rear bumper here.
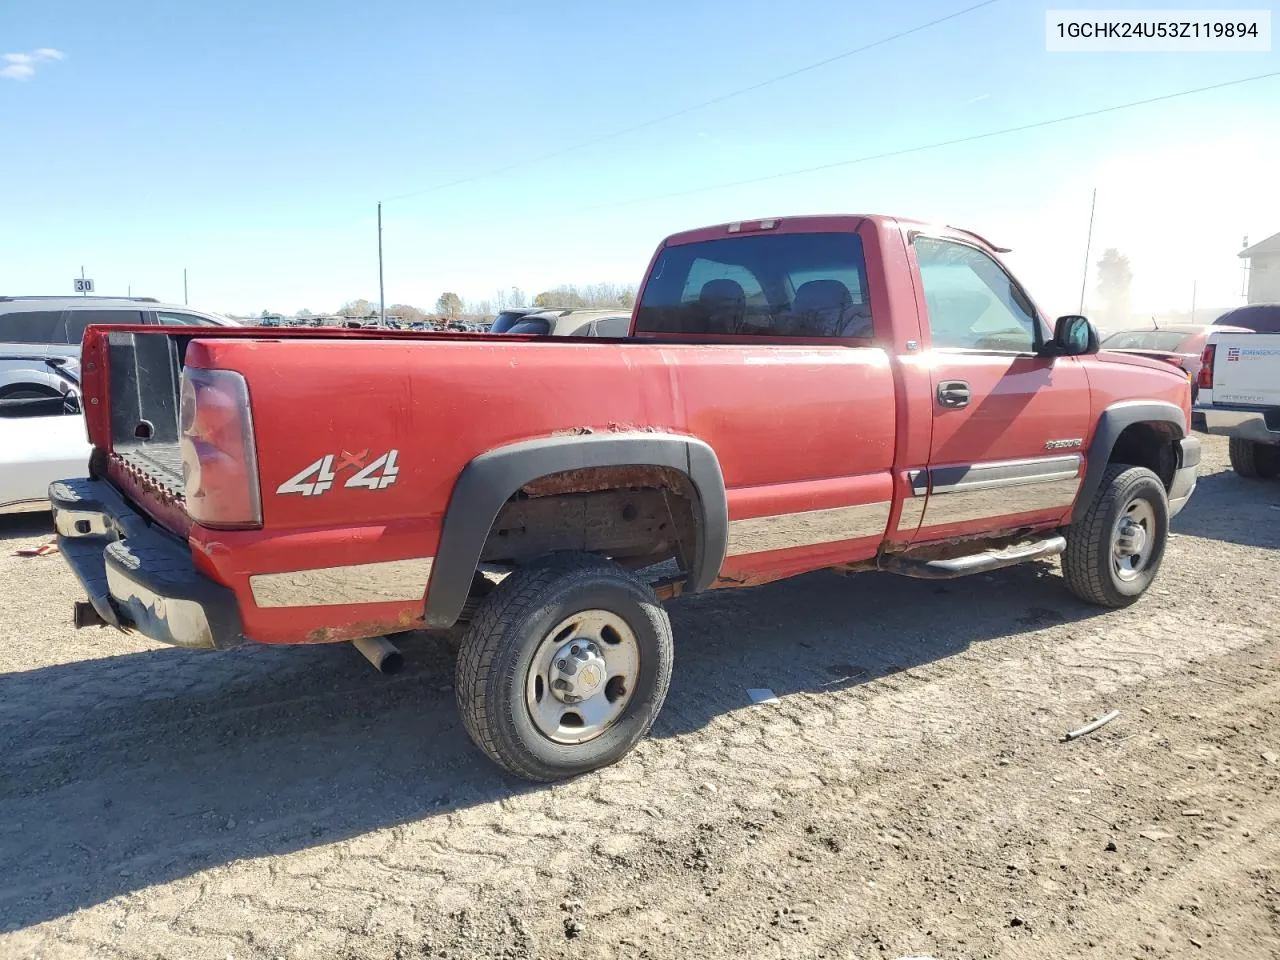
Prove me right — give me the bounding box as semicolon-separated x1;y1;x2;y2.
49;478;245;650
1197;404;1280;446
1168;435;1200;519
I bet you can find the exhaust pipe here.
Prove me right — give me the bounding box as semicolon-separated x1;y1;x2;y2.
352;635;404;675
74;601;107;629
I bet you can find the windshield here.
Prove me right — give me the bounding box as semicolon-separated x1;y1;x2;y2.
634;232;872;338
1101;330;1192;352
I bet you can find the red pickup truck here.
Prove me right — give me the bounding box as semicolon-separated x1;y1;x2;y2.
51;215;1199;781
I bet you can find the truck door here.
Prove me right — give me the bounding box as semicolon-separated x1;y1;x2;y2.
908;234;1091;542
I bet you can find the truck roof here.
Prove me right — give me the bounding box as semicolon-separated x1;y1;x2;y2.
660;215;1010;254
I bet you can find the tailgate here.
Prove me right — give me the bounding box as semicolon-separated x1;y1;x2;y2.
1211;333;1280;406
100;329;187;502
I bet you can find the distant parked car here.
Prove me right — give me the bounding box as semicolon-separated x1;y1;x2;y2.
1212;302;1280;333
489;307;568;333
491;308;631;337
1100;323;1249;401
0;296;237;401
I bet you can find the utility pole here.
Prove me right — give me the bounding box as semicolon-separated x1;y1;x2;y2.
183;268;189;305
1078;188;1096;315
127;285;131;297
377;202;386;326
1241;235;1250;299
80;265;86;296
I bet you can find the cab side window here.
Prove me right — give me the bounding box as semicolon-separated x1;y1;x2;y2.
915;237;1039;353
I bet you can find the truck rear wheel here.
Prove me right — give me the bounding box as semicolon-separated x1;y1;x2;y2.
1229;438;1280;479
1062;464;1169;608
455;553;674;782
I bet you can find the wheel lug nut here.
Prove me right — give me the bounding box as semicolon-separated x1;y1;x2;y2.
571;644;580;655
557;659;567;670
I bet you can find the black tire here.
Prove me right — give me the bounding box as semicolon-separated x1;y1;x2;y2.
455;553;674;781
1261;446;1280;479
1229;438;1280;479
1063;464;1169;608
0;383;62;401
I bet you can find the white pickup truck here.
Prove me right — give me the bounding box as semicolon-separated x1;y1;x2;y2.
1197;330;1280;478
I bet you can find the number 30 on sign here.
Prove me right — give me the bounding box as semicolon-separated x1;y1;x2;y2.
276;450;400;497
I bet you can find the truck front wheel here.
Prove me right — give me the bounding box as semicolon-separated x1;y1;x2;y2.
1063;464;1169;608
1229;438;1280;479
455;553;674;782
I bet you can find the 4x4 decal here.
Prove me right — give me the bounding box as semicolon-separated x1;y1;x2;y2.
276;449;400;497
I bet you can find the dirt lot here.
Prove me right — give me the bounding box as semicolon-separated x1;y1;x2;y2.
1;433;1277;959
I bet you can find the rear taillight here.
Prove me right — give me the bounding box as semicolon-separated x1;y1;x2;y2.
1197;344;1216;390
179;367;262;529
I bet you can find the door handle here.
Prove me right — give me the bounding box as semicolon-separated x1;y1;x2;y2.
937;380;970;408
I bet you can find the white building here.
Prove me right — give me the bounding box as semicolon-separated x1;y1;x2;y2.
1239;232;1280;303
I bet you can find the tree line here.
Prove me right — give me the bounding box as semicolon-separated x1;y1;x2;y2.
243;282;637;323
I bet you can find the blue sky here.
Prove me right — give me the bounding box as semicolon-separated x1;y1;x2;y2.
1;1;1276;318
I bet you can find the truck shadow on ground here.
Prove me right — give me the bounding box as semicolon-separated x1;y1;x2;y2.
0;556;1101;932
0;511;55;539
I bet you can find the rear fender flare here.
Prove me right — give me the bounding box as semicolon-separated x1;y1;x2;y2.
423;433;728;628
1073;400;1185;523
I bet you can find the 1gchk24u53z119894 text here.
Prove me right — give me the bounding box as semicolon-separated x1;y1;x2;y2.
1046;10;1271;51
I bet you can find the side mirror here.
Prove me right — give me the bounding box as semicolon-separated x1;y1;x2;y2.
1046;315;1099;357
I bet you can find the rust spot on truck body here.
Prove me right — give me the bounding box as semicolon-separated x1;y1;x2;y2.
521;465;691;498
304;609;424;644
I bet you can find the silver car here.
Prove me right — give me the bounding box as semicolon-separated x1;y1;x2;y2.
0;296;237;401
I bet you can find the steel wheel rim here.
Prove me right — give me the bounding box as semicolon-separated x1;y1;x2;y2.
525;609;640;744
1112;497;1156;582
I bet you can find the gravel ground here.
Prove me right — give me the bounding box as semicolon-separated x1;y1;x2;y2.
1;433;1277;959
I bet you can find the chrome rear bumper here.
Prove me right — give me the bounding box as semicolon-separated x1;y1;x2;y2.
49;478;245;650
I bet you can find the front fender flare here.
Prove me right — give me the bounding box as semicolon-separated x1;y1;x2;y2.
424;433;728;628
1073;400;1185;523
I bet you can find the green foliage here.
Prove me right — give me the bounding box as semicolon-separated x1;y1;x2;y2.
338;299;377;318
436;292;464;318
532;283;637;310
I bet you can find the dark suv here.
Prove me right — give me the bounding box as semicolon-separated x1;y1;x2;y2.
1212;303;1280;333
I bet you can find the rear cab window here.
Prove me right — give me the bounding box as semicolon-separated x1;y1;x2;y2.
633;232;873;339
504;317;552;335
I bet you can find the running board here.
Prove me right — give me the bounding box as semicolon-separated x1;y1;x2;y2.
881;535;1066;580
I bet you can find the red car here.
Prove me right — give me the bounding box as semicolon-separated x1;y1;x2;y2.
1100;324;1251;401
50;215;1199;780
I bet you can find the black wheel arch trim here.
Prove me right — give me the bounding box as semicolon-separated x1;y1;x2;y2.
1073;400;1186;523
424;432;729;628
